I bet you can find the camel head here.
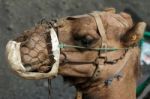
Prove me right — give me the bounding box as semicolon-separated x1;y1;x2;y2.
6;8;146;98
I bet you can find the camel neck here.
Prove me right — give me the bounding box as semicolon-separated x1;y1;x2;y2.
81;48;138;99
82;76;137;99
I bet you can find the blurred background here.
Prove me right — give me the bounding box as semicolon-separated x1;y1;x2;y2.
0;0;150;99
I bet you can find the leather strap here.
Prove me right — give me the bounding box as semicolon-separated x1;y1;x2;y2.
89;11;108;81
104;49;131;86
89;11;107;48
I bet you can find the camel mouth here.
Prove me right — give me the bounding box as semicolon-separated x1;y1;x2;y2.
6;28;60;80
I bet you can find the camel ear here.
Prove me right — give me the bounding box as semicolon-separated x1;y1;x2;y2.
121;22;146;46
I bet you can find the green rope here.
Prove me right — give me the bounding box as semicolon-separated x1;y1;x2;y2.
136;76;150;97
59;43;129;51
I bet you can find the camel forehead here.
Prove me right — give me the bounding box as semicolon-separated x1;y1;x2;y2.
57;16;99;41
74;17;97;31
59;16;97;30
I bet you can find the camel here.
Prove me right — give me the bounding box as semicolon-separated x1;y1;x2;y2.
6;8;146;99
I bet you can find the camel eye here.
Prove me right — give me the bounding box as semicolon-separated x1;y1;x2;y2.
82;36;94;46
74;35;95;47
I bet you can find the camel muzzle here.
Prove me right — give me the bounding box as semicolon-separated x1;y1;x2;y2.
6;28;60;80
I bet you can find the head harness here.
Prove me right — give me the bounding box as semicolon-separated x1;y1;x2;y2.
48;11;133;86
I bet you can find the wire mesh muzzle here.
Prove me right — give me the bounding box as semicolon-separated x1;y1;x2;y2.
6;23;60;79
19;24;55;73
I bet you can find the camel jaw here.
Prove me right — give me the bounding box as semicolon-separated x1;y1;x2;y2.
6;28;60;80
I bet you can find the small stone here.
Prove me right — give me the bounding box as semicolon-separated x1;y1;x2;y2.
7;24;14;31
43;81;48;87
